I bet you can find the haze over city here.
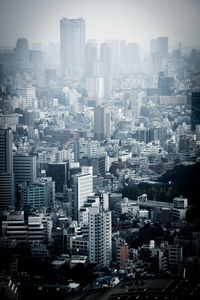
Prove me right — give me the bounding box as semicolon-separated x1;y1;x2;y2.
0;0;200;48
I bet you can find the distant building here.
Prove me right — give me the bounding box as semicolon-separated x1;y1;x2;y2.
16;38;29;66
94;106;111;140
85;41;97;76
101;43;112;98
16;86;36;107
60;17;85;77
158;72;174;96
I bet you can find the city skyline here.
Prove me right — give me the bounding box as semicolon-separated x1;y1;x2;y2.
0;0;200;48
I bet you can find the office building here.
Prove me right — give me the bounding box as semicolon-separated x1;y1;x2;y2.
16;86;36;107
60;17;85;77
0;114;19;131
191;92;200;131
13;155;36;185
16;38;29;66
0;129;14;210
80;155;106;177
94;106;111;140
89;206;112;267
20;183;49;209
47;162;68;193
2;211;27;245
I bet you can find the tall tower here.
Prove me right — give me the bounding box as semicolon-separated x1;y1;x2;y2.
13;155;36;185
94;106;111;140
191;92;200;131
157;37;168;61
73;170;93;222
85;41;97;76
60;17;85;77
0;129;14;210
89;206;112;267
101;43;112;98
16;38;29;66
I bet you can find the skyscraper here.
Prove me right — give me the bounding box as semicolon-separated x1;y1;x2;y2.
101;43;112;98
13;155;36;185
85;41;97;76
60;17;85;77
94;106;111;140
0;129;14;210
191;92;200;131
89;206;112;267
157;37;168;61
16;38;29;66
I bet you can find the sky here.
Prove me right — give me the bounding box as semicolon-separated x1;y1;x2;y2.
0;0;200;48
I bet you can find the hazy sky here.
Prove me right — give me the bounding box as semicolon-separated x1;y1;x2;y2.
0;0;200;48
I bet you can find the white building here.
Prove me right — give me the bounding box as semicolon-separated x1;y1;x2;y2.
16;87;36;107
73;170;93;222
86;77;104;99
89;206;112;267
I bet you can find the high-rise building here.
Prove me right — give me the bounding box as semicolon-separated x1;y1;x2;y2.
60;17;85;77
150;37;168;73
16;38;29;66
191;92;200;131
13;155;36;185
158;72;174;96
127;42;140;70
16;86;36;107
157;37;168;61
47;162;68;193
73;170;93;222
0;129;14;210
85;41;97;76
94;106;111;140
89;206;112;267
101;43;112;98
86;77;104;99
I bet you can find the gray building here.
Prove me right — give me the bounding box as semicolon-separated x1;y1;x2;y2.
13;155;36;185
0;129;14;210
60;17;85;77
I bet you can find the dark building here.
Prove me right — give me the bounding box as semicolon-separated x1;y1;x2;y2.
191;92;200;131
47;162;68;193
0;129;14;210
80;155;106;177
158;72;174;96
